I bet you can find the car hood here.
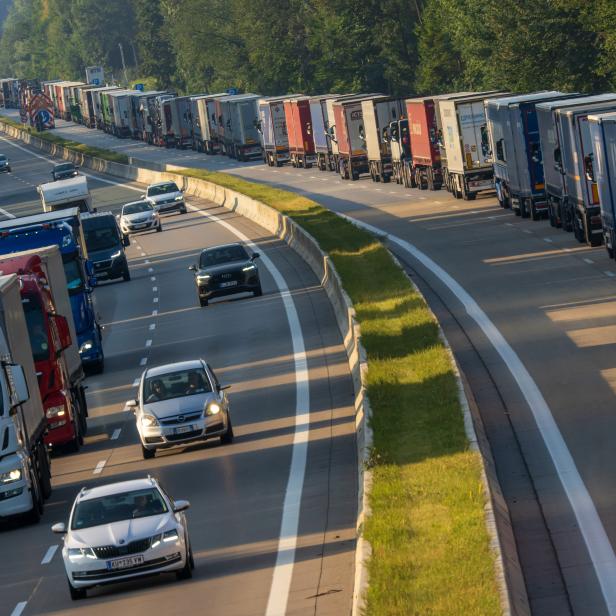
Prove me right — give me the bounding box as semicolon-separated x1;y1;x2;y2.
69;513;172;548
144;392;216;419
123;212;154;222
89;246;122;262
198;261;254;276
148;192;181;203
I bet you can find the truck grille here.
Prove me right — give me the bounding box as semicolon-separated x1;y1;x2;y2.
92;537;152;559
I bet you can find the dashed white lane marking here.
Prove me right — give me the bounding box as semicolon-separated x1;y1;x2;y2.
151;276;156;281
152;286;158;292
153;297;159;303
523;229;532;234
505;222;514;227
141;252;146;256
132;378;140;387
10;602;27;616
342;213;616;613
584;258;595;264
148;267;154;273
145;259;150;264
544;237;553;243
41;545;58;564
140;357;148;366
93;460;106;475
145;339;152;347
0;207;16;219
605;271;615;278
111;428;121;440
149;323;156;331
152;309;158;316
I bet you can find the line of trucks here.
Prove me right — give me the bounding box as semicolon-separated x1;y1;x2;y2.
7;77;616;257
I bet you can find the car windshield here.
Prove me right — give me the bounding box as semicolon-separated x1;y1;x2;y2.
63;257;84;292
0;155;6;162
144;368;212;403
55;163;74;172
147;182;179;196
83;220;120;252
71;487;169;530
123;202;152;215
22;295;50;362
199;245;249;268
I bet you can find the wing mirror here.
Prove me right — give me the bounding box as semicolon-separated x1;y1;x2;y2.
173;499;190;513
140;194;146;199
218;384;231;391
126;399;138;408
251;252;260;261
188;264;197;272
51;522;67;534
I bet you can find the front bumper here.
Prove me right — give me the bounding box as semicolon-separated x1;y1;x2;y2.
92;255;128;281
153;200;185;214
122;219;158;234
139;413;229;450
0;458;31;518
45;416;76;447
197;271;261;300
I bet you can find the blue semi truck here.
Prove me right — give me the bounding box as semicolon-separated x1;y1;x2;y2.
0;208;104;372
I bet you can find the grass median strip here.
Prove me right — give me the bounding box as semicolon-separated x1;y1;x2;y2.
0;123;501;613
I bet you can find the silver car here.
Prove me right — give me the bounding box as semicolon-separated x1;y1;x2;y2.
118;200;161;235
129;359;233;459
144;181;187;215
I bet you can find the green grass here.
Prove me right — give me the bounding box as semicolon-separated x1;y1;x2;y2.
0;123;501;613
0;115;129;164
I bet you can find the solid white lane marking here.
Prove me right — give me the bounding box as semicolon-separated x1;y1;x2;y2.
605;271;615;278
41;545;58;564
342;214;616;614
10;602;27;616
111;428;121;440
185;203;309;616
584;258;595;264
0;207;16;219
153;297;159;303
145;339;152;347
149;323;156;331
140;357;148;366
132;378;140;387
152;309;158;316
93;460;106;475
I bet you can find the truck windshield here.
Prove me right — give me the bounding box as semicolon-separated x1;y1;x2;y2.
63;257;85;293
22;296;50;362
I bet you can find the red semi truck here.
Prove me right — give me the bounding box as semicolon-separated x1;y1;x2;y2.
0;248;87;452
283;96;317;168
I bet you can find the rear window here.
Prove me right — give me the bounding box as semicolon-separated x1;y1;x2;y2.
147;183;179;196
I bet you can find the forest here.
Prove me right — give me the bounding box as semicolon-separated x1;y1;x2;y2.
0;0;615;97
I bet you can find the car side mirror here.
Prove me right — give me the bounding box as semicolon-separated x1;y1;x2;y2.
218;384;231;391
251;252;260;260
126;399;138;408
141;194;145;199
188;264;197;272
52;314;72;351
173;499;190;513
51;522;67;534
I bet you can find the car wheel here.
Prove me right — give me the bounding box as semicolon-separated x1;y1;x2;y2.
7;166;11;173
90;356;104;375
220;416;234;445
180;207;187;214
142;444;156;459
67;421;81;453
199;296;208;307
253;285;262;297
189;543;195;569
123;268;131;282
156;223;163;233
176;550;193;580
68;578;87;600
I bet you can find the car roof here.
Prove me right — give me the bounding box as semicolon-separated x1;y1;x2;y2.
145;359;204;378
148;181;178;188
77;477;158;502
200;242;244;252
53;162;74;167
122;200;151;209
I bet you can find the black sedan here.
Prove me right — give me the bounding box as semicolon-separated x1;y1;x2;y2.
189;243;262;307
51;162;79;181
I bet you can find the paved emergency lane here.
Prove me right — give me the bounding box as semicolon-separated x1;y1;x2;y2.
22;112;616;614
0;132;357;616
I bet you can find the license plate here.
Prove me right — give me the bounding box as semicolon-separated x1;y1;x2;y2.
219;280;237;288
106;555;144;571
175;425;193;434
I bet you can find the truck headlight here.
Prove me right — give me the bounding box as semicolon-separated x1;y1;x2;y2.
141;414;159;427
46;405;66;419
206;402;221;416
79;341;94;353
68;547;97;561
0;468;22;484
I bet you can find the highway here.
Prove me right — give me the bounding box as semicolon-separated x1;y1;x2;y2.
21;111;616;615
0;131;357;616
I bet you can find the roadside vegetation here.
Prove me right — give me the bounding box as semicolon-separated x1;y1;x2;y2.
0;115;129;165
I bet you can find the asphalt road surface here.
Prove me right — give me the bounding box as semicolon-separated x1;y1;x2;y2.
19;111;616;616
0;130;357;616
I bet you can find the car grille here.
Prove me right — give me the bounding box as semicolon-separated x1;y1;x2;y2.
160;412;202;426
94;260;112;270
72;554;181;581
212;271;243;285
92;537;152;559
166;429;202;442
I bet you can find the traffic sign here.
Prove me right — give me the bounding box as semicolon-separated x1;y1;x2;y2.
135;83;144;91
92;78;100;86
227;88;238;95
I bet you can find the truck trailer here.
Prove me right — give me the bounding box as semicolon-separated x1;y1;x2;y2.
283;96;317;168
225;94;262;161
257;95;299;167
308;95;337;171
0;274;51;523
192;93;227;153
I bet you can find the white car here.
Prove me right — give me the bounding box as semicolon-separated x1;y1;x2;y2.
143;181;187;215
129;359;233;459
52;477;194;600
118;200;161;235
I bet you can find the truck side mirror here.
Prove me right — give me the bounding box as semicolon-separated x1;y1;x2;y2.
53;314;72;351
6;364;29;405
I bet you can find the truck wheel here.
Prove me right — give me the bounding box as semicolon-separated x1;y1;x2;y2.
78;405;88;437
382;174;391;183
38;442;52;499
68;421;81;453
26;468;43;523
351;171;359;181
199;296;208;307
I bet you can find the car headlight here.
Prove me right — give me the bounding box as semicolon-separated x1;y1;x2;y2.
206;402;221;416
242;264;256;272
174;195;183;201
110;250;122;259
46;405;65;419
141;414;159;427
68;547;97;562
151;529;179;549
79;341;94;353
0;468;22;484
